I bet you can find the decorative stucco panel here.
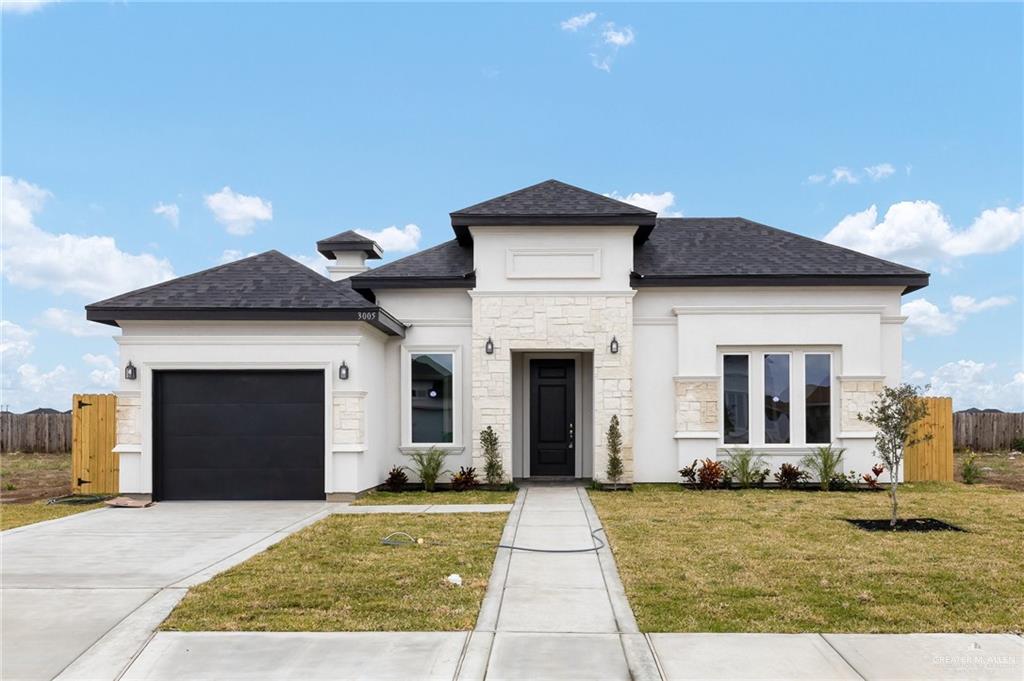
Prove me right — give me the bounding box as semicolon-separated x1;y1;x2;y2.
471;293;634;483
840;379;883;431
674;378;719;433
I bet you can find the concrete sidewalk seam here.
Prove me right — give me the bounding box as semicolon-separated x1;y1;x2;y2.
819;633;868;681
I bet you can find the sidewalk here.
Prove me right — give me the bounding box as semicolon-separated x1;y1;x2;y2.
107;487;1022;680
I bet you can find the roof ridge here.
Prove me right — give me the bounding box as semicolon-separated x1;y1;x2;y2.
450;178;656;216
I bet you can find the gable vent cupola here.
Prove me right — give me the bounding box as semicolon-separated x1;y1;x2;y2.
316;230;383;281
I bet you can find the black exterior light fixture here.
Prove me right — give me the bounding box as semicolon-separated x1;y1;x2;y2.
610;336;620;354
124;361;137;380
485;337;494;355
339;361;350;380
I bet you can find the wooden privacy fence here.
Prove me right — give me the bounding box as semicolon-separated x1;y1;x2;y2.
953;411;1024;451
904;396;953;482
71;394;119;494
0;412;72;453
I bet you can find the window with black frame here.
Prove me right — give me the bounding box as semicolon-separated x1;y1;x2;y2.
763;354;791;444
723;354;750;444
805;354;831;444
410;353;454;443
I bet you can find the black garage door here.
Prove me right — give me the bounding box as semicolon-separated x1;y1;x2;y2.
154;370;325;500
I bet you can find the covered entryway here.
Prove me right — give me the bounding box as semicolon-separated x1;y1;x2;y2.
153;370;325;500
511;352;593;479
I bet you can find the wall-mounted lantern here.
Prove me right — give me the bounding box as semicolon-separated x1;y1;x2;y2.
485;337;494;355
609;336;620;354
124;361;137;381
339;361;350;380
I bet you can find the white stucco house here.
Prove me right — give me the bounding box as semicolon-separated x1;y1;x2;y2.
86;180;928;500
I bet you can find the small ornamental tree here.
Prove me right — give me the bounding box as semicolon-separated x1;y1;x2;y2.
605;415;624;490
859;384;932;527
481;426;504;486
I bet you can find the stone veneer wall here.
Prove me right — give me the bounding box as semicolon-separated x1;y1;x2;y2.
332;393;365;448
674;378;719;433
471;293;634;483
840;378;884;432
116;391;142;448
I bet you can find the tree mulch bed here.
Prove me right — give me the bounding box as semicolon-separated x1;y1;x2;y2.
844;518;966;533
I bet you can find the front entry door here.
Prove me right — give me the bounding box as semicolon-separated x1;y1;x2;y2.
529;359;575;476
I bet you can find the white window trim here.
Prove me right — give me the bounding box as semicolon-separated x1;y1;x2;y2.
401;345;463;449
719;348;838;449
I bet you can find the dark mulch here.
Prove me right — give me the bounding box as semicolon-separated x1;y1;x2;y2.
845;518;966;533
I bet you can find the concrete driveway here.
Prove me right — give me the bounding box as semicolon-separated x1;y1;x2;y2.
1;501;330;681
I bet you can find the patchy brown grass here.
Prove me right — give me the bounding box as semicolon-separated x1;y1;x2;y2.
0;451;72;502
352;489;517;506
162;512;507;632
955;450;1024;491
590;483;1023;633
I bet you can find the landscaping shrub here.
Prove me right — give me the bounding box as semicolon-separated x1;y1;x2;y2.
605;415;625;489
801;445;846;491
773;463;809;489
960;451;982;485
696;458;726;489
404;448;451;492
724;449;769;488
1011;437;1024;453
678;460;698;485
828;470;859;492
862;464;885;489
383;465;408;492
481;426;505;486
451;466;480;491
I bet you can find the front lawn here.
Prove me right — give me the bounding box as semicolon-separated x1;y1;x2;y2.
955;450;1024;491
1;500;106;531
0;451;73;502
162;512;507;631
590;483;1023;633
352;489;517;506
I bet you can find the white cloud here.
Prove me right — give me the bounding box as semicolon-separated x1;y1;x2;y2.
34;308;117;337
1;176;176;299
807;174;827;185
82;353;118;389
902;294;1015;340
1;320;35;364
949;295;1015;314
561;11;596;32
153;202;180;228
824;201;1023;267
204;186;273;236
926;360;1024;412
355;224;421;253
1;0;57;14
16;363;71;397
830;167;859;185
864;163;895;181
217;249;257;265
602;24;635;47
605;190;682;217
0;320;76;411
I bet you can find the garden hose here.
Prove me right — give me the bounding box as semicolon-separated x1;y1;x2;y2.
380;527;606;553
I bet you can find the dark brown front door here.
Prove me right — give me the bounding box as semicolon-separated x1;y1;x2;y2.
529;359;575;476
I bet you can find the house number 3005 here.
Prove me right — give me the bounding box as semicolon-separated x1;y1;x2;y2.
357;312;376;321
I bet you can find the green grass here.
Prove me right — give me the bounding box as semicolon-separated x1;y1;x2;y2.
590;483;1024;633
1;501;106;531
351;489;517;506
162;512;507;631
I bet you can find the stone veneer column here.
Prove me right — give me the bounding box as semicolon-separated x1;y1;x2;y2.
115;391;142;448
470;293;634;483
332;394;366;448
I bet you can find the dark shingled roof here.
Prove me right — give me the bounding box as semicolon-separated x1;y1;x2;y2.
350;239;474;290
86;250;406;335
316;230;383;260
634;218;928;292
449;179;657;245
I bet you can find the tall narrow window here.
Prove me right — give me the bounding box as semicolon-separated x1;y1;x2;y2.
723;355;749;444
805;354;831;443
764;354;790;444
410;353;454;443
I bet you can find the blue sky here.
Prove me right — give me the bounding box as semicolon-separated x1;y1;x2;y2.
2;2;1021;412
